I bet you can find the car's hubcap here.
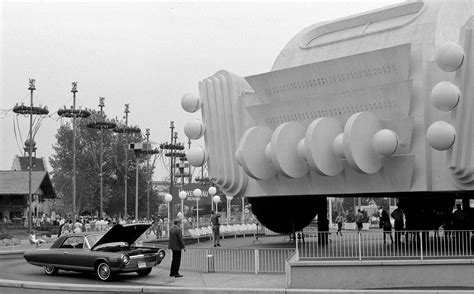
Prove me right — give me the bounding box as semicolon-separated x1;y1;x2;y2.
99;264;109;279
44;266;54;274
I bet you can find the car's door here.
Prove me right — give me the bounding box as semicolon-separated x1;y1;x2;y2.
57;236;88;270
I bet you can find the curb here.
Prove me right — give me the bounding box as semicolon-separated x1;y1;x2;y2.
0;279;286;294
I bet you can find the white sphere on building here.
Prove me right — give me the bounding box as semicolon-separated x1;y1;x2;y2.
430;81;460;111
332;133;345;159
181;93;201;113
186;146;207;167
435;42;464;72
426;121;456;151
372;129;399;156
184;119;205;139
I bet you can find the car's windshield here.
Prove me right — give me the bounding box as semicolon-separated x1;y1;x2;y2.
86;234;103;248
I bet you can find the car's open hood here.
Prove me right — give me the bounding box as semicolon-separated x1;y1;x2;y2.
91;223;151;250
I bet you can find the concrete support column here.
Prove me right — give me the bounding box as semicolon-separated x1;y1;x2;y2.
317;197;329;245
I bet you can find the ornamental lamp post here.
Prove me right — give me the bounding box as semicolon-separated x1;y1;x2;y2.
242;196;245;225
226;196;233;225
113;105;141;220
193;188;202;228
57;82;91;219
164;193;173;237
178;190;187;234
86;97;116;218
13;79;49;234
208;186;216;212
213;195;221;213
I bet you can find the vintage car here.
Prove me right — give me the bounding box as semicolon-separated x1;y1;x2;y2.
24;223;166;281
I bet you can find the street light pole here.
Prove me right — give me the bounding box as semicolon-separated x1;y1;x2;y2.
58;84;90;218
193;189;202;229
27;80;34;234
226;196;233;225
14;79;49;233
86;97;115;219
164;194;172;237
178;190;187;234
242;196;245;225
124;105;130;219
71;84;77;219
146;129;150;219
135;154;139;221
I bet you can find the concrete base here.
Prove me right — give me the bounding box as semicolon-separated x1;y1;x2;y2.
287;258;474;289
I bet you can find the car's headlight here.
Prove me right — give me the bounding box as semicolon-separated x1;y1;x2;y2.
158;250;166;260
121;254;130;265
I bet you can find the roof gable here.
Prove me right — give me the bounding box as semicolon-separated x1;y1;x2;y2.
0;171;56;198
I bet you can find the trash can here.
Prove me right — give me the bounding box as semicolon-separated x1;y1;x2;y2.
207;254;215;273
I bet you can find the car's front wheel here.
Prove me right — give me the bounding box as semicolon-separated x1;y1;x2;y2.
43;265;58;275
96;262;111;281
137;268;152;276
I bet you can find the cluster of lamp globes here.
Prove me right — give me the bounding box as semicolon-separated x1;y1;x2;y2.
426;41;465;151
163;187;228;205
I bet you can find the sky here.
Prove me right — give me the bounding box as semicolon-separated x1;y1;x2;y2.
1;0;400;181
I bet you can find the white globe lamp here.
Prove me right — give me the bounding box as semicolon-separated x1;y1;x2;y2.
208;186;217;196
193;188;202;197
179;191;187;200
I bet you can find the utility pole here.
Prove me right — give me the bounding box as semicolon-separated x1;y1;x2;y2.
57;82;90;219
14;79;49;233
124;105;130;218
87;98;116;218
169;121;175;193
146;129;151;219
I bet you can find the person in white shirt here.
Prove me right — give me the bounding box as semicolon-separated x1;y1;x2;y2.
29;230;46;248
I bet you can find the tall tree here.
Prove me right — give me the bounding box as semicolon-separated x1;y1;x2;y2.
49;111;162;219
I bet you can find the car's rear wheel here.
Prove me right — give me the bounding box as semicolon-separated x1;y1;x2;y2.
43;265;58;275
137;268;152;276
96;262;111;281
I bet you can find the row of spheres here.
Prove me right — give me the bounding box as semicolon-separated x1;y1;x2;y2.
426;41;465;150
163;187;223;204
180;92;402;179
180;42;464;181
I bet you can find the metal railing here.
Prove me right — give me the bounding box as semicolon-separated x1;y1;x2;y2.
161;247;294;274
297;230;474;261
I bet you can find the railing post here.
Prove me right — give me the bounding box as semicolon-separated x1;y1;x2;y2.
295;232;300;261
254;249;259;275
358;232;362;261
419;231;424;260
420;231;423;260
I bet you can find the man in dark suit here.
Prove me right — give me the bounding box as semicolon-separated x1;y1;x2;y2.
168;219;185;277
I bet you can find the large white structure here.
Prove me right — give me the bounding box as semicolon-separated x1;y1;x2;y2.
182;0;474;233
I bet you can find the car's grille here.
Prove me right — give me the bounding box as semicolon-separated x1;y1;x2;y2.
130;253;157;263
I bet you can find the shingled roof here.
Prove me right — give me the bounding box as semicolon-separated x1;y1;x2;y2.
0;171;56;198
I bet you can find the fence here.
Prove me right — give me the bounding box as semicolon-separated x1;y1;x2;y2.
297;230;474;260
161;247;294;274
